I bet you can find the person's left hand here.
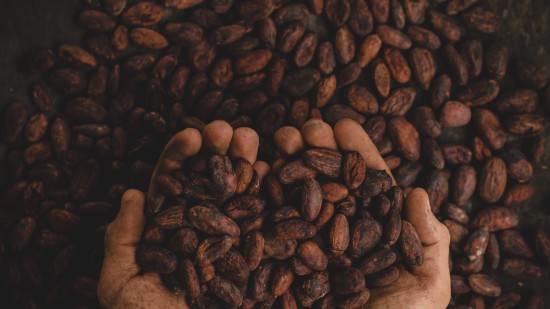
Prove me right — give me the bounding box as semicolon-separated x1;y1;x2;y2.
98;121;265;309
98;188;187;309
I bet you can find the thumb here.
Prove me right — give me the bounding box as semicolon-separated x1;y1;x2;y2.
404;188;450;279
404;188;448;246
101;189;146;285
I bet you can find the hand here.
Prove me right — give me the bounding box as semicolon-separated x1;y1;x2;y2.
366;188;451;309
98;189;186;309
274;118;451;309
98;121;265;309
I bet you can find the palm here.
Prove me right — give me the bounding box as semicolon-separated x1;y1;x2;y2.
110;274;187;309
99;122;259;309
368;268;435;308
367;234;451;309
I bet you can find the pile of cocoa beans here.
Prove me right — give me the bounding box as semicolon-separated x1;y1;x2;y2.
0;0;549;308
140;149;422;308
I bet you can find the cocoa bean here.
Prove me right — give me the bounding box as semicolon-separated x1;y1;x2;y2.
357;34;382;68
271;265;294;296
498;229;533;258
188;206;240;237
485;42;509;80
477;157;507;203
335;26;355;65
325;0;351;27
463;39;483;77
337;288;371;309
273;3;310;26
303;148;342;178
329;214;350;254
294;33;318;68
331;267;365;295
317;41;337;74
440;101;471;127
464;227;489;261
243;231;264;270
123;2;163;26
347;0;373;35
428;9;461;42
411;106;442;138
137;246;177;274
445;44;470;86
462;5;499;34
208;275;244;306
452;164;476;206
447;0;479;15
410;47;436;90
391;0;406;29
369;0;389;23
468;274;501;297
399;220;423;266
451;275;471;295
501;258;542;281
513;59;548;90
470;206;518;232
407;26;441;50
365;265;399;287
473;109;508;150
380;87;416;116
388;116;421;161
376;25;412;49
424;169;450;214
195;235;233;266
384;48;411;84
298;241;328;271
505;114;545;136
441;144;472;165
346;84;379;115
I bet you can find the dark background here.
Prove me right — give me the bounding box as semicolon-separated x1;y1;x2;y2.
0;0;548;302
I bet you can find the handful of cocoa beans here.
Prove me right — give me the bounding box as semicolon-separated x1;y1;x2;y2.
138;147;423;308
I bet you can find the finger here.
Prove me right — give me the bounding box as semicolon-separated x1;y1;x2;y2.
155;128;203;174
229;127;259;164
333;118;394;182
101;190;146;287
148;128;202;199
404;188;448;246
202;120;234;155
274;126;304;156
301;119;338;150
253;161;270;181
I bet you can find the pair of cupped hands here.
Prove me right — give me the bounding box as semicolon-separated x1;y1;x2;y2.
98;118;451;309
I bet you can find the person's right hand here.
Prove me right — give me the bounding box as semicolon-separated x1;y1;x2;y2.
274;118;451;309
